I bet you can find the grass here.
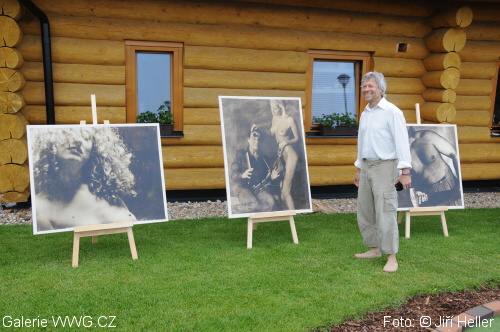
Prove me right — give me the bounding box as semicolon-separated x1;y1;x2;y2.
0;208;498;331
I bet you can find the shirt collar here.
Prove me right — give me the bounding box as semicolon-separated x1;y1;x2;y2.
366;97;389;111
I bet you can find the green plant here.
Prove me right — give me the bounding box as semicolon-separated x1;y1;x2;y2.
136;102;174;124
314;112;358;127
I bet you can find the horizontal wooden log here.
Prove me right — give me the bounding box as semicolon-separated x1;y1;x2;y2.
163;145;224;168
385;94;425;110
455;79;493;96
164;167;226;190
162;124;223;146
184;69;306;90
184;87;305;108
422;52;461;71
372;57;426;78
420;68;461;89
0;113;28;139
0;92;24;114
185;46;308;72
0;138;27;165
451;110;492;127
469;5;500;22
20;82;125;107
402;110;418;124
0;47;24;68
422;89;456;103
461;163;500;181
30;0;431;38
460;62;497;79
0;189;30;203
20;62;125;84
308;165;358;186
305;145;357;166
460;143;500;163
19;35;125;65
425;28;466;53
428;7;473;28
0;0;23;20
0;163;29;192
221;0;435;17
20;105;126;125
421;102;456;123
183;108;221;125
459;40;500;62
466;21;500;41
385;77;426;95
0;16;22;47
0;68;25;92
20;14;430;59
305;136;358;146
457;126;495;143
454;95;491;110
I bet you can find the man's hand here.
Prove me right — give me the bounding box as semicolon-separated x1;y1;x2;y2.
354;169;361;187
242;168;253;179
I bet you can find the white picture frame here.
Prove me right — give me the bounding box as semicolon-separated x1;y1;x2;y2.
219;96;312;218
27;123;168;234
397;124;464;211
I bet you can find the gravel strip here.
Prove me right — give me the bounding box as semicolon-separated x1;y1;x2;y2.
1;192;499;225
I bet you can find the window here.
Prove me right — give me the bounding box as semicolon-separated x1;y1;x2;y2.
306;50;371;132
125;41;183;132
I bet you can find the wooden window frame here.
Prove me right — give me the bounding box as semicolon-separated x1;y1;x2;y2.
305;50;371;132
125;40;183;132
489;59;500;136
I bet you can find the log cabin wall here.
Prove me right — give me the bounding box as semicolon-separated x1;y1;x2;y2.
0;0;30;203
6;0;500;196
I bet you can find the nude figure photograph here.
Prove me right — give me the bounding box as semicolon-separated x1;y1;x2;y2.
219;96;312;218
27;124;168;234
397;124;464;210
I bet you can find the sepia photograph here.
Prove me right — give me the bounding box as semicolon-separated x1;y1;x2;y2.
27;124;168;234
219;96;312;218
397;124;464;210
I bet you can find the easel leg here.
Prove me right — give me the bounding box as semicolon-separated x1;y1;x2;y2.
247;218;253;249
289;216;298;244
397;211;404;224
72;234;80;268
92;236;98;244
405;212;411;239
127;228;138;260
440;212;449;237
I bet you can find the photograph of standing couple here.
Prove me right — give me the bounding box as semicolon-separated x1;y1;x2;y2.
219;97;312;218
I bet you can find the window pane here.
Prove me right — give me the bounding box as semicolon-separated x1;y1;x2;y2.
137;53;171;114
312;61;356;121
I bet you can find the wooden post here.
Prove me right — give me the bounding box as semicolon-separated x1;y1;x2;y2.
247;211;298;249
72;222;138;267
71;95;138;267
398;104;450;239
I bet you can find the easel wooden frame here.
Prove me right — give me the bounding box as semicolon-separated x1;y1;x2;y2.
72;95;139;267
397;103;450;239
247;211;298;249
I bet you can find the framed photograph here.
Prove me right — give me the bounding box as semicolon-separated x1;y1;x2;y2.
219;96;312;218
27;123;168;234
397;124;464;210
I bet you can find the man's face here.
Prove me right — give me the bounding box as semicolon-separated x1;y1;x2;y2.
248;131;261;150
362;78;383;106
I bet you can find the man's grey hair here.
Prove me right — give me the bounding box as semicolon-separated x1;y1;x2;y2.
361;71;387;97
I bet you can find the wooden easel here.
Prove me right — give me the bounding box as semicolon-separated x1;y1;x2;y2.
247;211;298;249
397;103;449;239
72;95;139;267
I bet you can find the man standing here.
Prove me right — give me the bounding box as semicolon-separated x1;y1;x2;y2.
353;72;412;273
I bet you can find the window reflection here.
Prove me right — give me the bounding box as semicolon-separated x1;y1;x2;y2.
137;53;171;114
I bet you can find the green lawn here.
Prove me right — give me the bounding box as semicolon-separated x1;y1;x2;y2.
1;208;498;331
